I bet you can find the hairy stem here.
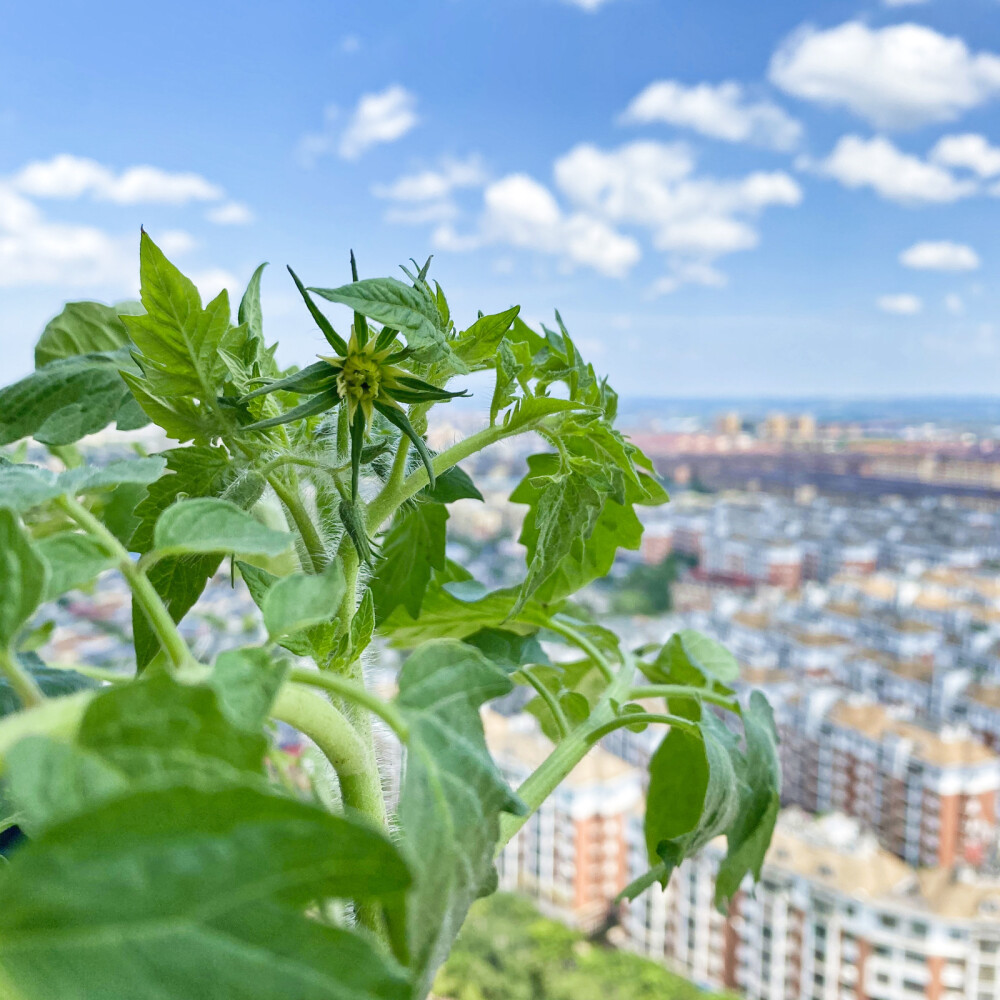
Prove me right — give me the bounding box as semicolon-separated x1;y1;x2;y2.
57;495;190;671
267;473;327;573
583;712;698;744
385;434;411;494
0;647;45;709
288;668;409;741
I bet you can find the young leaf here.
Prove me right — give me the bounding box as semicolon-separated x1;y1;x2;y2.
238;263;267;343
0;784;412;1000
262;563;346;640
641;629;740;688
122;231;236;400
349;588;375;659
209;647;288;733
153;498;292;558
0;508;48;648
454;305;520;366
420;464;483;503
370;503;447;622
394;639;525;996
35;300;136;367
36;533;117;599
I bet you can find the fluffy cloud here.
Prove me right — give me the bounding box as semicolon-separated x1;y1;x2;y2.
945;293;965;315
900;240;980;271
930;133;1000;177
770;22;1000;129
205;201;254;225
436;173;641;278
621;80;802;150
878;293;923;315
373;156;486;202
339;86;418;160
560;0;617;9
13;154;224;204
553;141;800;288
809;136;976;204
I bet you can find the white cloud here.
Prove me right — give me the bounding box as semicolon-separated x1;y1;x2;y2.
206;201;254;225
945;293;965;314
373;155;486;202
340;34;361;53
809;135;976;204
878;293;923;315
620;80;802;150
770;21;1000;129
384;201;459;226
12;154;224;204
883;0;929;6
434;173;641;278
650;261;728;297
338;86;418;160
930;133;1000;177
900;240;980;271
553;140;800;282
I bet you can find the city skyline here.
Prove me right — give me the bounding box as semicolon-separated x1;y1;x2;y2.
1;1;1000;397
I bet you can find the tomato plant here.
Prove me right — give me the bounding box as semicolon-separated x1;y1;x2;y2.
0;231;779;999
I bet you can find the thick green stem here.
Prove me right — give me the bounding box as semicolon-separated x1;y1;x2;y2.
0;647;45;708
630;684;739;711
385;434;410;493
267;473;327;573
57;495;190;671
288;668;409;741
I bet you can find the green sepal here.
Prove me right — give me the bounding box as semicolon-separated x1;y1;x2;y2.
236;362;336;403
286;266;348;356
374;402;435;489
375;325;400;352
240;389;340;432
349;407;366;501
349;250;369;349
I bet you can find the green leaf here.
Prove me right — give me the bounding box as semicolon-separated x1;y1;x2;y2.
209;647;288;733
0;349;140;446
371;502;447;622
129;447;236;669
0;458;166;513
0;464;62;511
311;277;457;364
454;306;520;366
122;231;236;400
35;301;134;368
236;561;334;659
490;341;520;425
153;498;292;558
36;533;117;599
262;563;346;640
349;588;375;659
0;509;48;647
238;263;267;343
0;653;96;719
0;784;412;1000
394;640;524;996
420;464;483;503
119;371;216;443
463;628;549;673
642;629;740;688
713;692;781;907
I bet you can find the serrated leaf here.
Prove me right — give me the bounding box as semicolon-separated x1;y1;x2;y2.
122;231;235;400
490;341;520;425
209;647;288;733
0;509;48;647
263;563;346;640
238;263;267;343
0;349;140;446
462;628;549;672
35;301;134;368
153;498;292;558
119;371;216;443
36;533;117;599
455;305;520;365
371;502;447;622
394;640;524;997
59;456;167;495
0;783;412;1000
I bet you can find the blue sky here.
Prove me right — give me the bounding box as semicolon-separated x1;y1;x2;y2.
2;0;1000;397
